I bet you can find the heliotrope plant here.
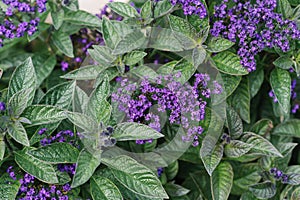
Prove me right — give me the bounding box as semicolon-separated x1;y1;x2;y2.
0;0;300;199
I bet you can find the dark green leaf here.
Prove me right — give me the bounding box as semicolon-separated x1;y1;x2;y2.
270;68;291;114
7;57;36;101
240;132;282;157
207;37;234;53
7;121;29;146
9;88;33;116
220;73;241;98
27;143;79;164
231;77;251;123
51;30;74;57
277;0;293;18
273;56;294;69
90;176;122;200
15;150;58;184
225;140;253;158
32;54;56;86
249;68;264;98
64;10;101;27
113;122;164;141
88;46;116;67
102;17;121;49
0;174;20;200
103;155;168;199
113;30;147;55
273;119;300;138
212;51;248;75
51;9;64;30
211;162;233;200
21;105;66;125
124;51;147;66
108;2;139;18
250;119;273;136
165;182;190;197
61;65;107;80
71;149;101;188
249;182;276;199
226;106;243;139
201;144;224;176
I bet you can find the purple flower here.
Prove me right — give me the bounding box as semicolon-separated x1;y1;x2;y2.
61;61;69;71
170;0;207;19
0;102;6;111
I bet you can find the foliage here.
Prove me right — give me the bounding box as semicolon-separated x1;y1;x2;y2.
0;0;300;199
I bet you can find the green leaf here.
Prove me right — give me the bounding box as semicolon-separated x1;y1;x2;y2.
169;14;197;40
277;0;293;18
71;149;101;188
249;182;276;199
15;150;58;184
27;22;50;42
148;27;183;52
51;30;74;57
27;143;79;164
231;77;251;123
90;176;123;200
51;9;64;30
0;174;20;200
212;51;249;75
240;132;282;157
32;54;56;86
124;51;147;66
273;119;300;138
287;173;300;185
72;86;89;113
220;73;241;98
141;0;153;23
211;162;233;200
250;119;273;136
130;65;159;81
9;88;33;116
201;143;224;176
88;46;116;66
29;123;60;145
224;140;253;158
67;111;98;133
270;68;291;114
103;155;168;199
249;68;264;98
173;59;197;84
64;10;101;27
61;65;106;80
21;105;66;125
165;182;190;197
226;106;243;139
108;2;139;18
113;30;147;55
232;164;261;195
113;122;164;141
102;17;121;49
7;121;30;146
273;56;294;69
56;170;71;185
153;0;173;18
86;76;111;123
191;47;207;67
207;37;234;53
7;57;36;101
183;172;210;200
39;81;76;109
0;139;5;160
291;187;300;200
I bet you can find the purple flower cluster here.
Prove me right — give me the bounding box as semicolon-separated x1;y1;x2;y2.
0;0;47;47
270;168;289;184
112;73;222;147
170;0;207;19
7;166;71;200
0;102;6;111
211;0;300;71
221;133;231;144
157;167;164;177
39;129;78;147
269;79;299;113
